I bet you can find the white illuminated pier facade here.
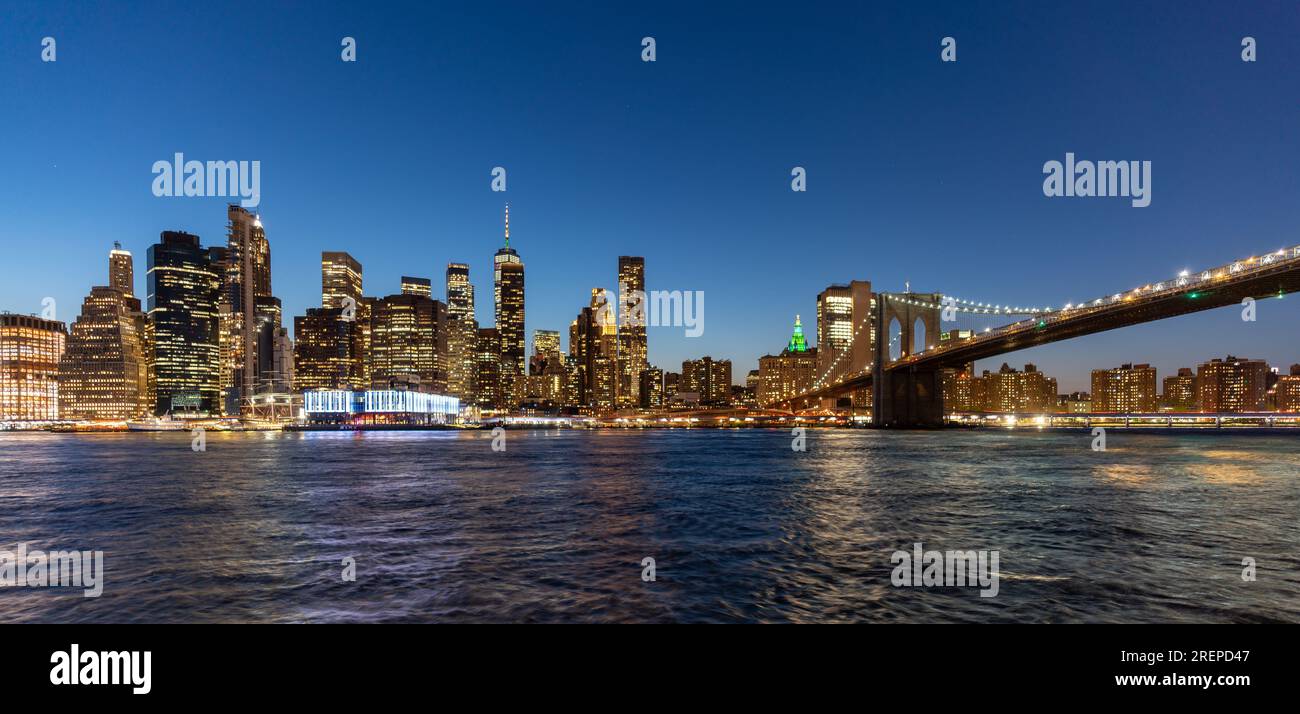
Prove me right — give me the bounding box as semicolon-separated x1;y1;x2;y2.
302;389;460;427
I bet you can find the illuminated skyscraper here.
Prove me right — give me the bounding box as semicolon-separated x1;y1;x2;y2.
368;293;448;393
531;329;562;375
681;356;731;406
445;263;477;403
60;246;150;420
220;205;274;415
0;314;66;421
401;276;432;298
757;317;819;407
109;242;134;297
617;256;647;407
816;281;874;385
147;231;221;416
293;308;364;391
322;252;363;309
494;205;525;397
474;327;503;410
584;288;618;410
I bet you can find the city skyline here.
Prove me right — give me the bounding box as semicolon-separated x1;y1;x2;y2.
6;204;1300;398
2;2;1298;393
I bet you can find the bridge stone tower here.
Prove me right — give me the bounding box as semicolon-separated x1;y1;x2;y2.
873;292;945;427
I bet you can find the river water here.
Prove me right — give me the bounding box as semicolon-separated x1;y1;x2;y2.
1;429;1296;623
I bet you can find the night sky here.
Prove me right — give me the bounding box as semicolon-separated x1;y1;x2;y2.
2;1;1298;391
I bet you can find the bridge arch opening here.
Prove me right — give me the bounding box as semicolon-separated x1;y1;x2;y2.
888;317;902;361
913;317;927;355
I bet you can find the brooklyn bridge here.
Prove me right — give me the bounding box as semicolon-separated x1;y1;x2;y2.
771;244;1300;426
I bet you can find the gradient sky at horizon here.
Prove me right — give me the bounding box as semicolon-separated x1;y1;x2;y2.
2;1;1298;391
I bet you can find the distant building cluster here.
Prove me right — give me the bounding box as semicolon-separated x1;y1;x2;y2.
4;220;1300;423
940;356;1298;414
0;204;741;423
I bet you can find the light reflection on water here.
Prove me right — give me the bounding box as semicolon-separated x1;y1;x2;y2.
0;429;1296;623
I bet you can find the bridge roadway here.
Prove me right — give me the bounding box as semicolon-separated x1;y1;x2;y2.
781;244;1300;410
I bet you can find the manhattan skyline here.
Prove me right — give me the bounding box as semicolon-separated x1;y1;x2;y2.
2;1;1299;392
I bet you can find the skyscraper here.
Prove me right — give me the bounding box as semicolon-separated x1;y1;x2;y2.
109;242;134;297
322;252;363;309
0;314;66;421
494;205;525;402
445;262;477;403
401;276;432;298
474;327;503;409
681;356;731;406
59;246;150;420
368;292;448;393
617;256;647;408
530;329;562;375
147;231;222;416
293;308;364;391
585;288;618;410
757;316;819;407
816;281;874;385
221;205;274;415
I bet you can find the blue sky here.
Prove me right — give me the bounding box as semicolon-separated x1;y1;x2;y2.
2;1;1298;391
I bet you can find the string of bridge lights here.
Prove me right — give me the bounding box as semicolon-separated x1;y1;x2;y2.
811;314;888;389
890;245;1300;318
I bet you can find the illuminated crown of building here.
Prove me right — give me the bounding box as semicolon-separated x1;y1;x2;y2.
786;314;808;353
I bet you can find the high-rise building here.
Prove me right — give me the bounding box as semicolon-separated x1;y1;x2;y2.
322;252;363;309
568;309;593;408
0;314;67;421
61;244;151;420
1091;363;1157;413
60;286;150;420
584;288;619;410
531;329;562;375
444;263;477;403
494;205;526;397
109;242;134;297
293;308;364;392
757;316;819;407
681;356;731;406
1198;356;1268;413
617;256;647;407
815;281;874;385
368;293;448;393
401;276;432;298
474;327;503;410
639;367;665;409
1275;365;1300;412
1161;368;1198;411
220;206;274;415
147;231;221;415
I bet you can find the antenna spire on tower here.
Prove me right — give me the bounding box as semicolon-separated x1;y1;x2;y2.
504;203;510;247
